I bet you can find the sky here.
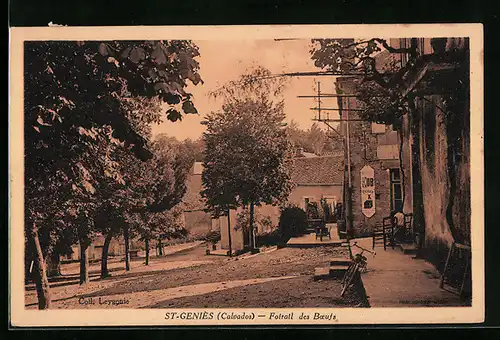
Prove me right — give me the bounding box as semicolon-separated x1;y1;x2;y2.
151;39;341;141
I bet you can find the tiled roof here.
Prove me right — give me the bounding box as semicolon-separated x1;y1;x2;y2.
183;155;345;210
291;155;344;185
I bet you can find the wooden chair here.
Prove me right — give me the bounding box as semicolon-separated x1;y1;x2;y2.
404;213;413;239
372;222;386;250
440;242;471;298
315;223;331;241
393;212;413;243
372;216;395;250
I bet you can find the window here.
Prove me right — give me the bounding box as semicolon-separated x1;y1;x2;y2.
303;197;310;211
303;197;319;219
390;169;403;212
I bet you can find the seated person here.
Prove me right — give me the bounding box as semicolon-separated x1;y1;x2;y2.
393;211;405;228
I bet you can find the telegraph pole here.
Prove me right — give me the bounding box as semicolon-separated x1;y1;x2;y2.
345;97;353;236
297;87;362;238
317;81;321;121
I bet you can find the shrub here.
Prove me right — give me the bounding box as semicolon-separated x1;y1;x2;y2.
204;229;221;244
278;206;308;239
256;229;281;247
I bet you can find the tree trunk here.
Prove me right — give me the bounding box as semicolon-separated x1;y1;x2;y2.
25;240;34;284
410;100;426;247
124;227;131;271
158;238;163;256
100;230;114;278
249;202;255;249
47;251;61;277
145;238;150;265
29;223;52;309
79;239;90;285
227;208;232;256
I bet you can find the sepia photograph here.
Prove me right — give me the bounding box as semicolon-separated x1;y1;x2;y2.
9;25;484;326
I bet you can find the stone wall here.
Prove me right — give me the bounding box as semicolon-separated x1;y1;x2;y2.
184;210;212;238
413;91;471;271
287;185;342;210
217;209;245;251
337;78;402;237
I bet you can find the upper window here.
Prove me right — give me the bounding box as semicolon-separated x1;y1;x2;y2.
390;169;403;212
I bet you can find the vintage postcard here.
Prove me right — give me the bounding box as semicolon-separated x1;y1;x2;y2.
9;24;484;327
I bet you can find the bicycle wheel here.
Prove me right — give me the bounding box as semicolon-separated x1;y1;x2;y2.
341;262;356;285
359;262;367;273
341;263;359;297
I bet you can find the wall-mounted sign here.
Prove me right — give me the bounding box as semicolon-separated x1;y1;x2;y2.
360;165;376;218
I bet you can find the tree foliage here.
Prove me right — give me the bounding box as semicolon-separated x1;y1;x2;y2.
25;39;203;234
310;38;415;125
123;135;193;243
286;121;343;156
24;40;203;307
201;95;294;218
208;65;289;102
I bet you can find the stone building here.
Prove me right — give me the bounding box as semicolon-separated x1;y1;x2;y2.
336;37;471;290
335;76;403;237
390;38;471;265
184;151;344;253
182;162;215;238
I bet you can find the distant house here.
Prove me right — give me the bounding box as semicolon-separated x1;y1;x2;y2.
289;154;344;214
182;162;214;239
62;234;127;262
182;152;344;253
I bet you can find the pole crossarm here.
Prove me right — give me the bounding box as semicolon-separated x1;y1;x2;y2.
310;107;365;112
313;118;369;122
280;71;365;77
298;94;389;98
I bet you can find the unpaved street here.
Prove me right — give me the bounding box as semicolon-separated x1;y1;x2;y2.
25;243;368;309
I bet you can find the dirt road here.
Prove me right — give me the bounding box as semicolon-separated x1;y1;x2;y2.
25;243;368;309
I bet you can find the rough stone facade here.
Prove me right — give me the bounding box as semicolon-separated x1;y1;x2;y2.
394;38;471;278
204;154;345;251
335;38;471;273
336;77;403;237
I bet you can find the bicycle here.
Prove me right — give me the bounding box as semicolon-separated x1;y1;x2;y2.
340;241;376;297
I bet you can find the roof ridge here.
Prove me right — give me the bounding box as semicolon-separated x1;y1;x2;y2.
292;154;344;160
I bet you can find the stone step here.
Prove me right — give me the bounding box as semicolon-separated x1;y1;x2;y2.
313;265;349;280
329;265;349;277
399;243;419;255
313;267;331;280
329;258;351;266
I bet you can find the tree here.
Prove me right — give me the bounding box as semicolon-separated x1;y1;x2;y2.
286;121;343;156
24;40;203;308
310;38;415;125
202;68;293;250
310;38;465;126
183;138;205;162
118;134;192;267
310;38;470;244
